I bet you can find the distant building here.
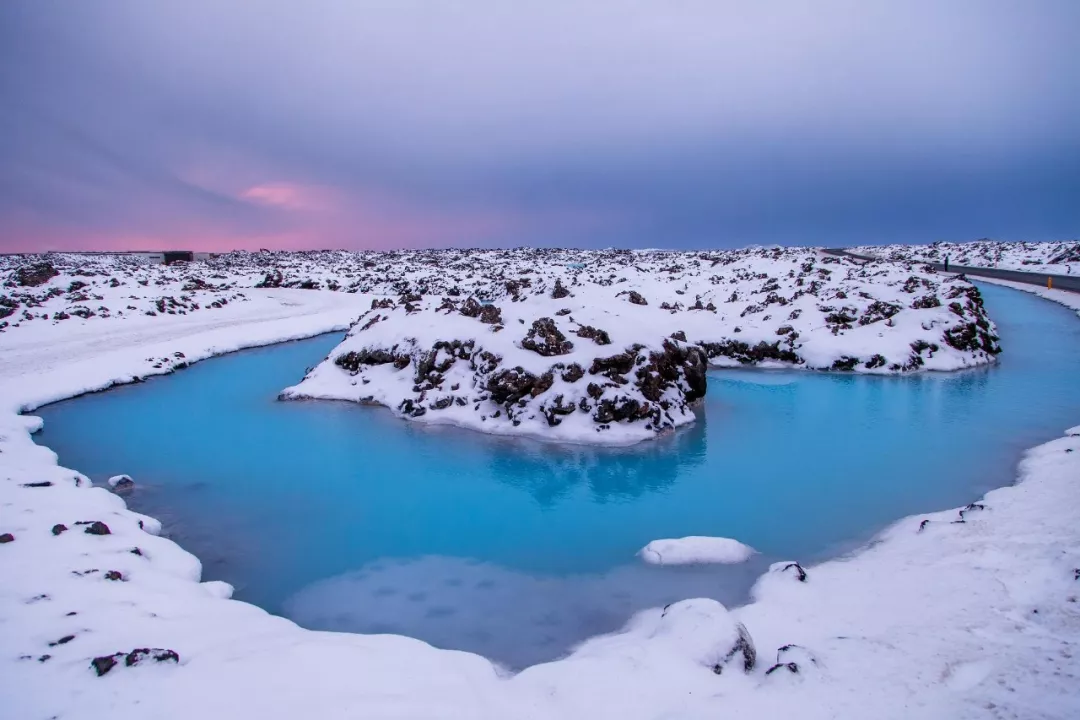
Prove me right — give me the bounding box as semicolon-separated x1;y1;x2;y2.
129;252;167;264
129;251;219;264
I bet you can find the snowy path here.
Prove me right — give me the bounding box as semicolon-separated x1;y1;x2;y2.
827;248;1080;293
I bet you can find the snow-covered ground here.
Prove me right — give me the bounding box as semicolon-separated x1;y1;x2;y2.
851;239;1080;275
2;250;1078;719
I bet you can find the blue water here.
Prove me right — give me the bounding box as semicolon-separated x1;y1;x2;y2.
32;283;1080;668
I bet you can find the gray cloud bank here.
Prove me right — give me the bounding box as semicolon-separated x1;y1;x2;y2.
1;0;1077;249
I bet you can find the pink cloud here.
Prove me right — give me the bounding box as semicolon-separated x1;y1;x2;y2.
1;177;623;253
240;183;335;212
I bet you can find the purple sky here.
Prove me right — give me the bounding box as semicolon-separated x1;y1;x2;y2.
1;1;1077;252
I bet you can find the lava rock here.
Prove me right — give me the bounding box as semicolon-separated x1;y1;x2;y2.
521;317;574;356
560;362;585;383
83;521;111;536
108;474;135;491
90;648;179;677
14;262;59;287
712;623;756;675
335;348;411;372
575;324;612;345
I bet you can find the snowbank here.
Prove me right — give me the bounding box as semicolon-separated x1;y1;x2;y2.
974;276;1080;318
639;536;757;565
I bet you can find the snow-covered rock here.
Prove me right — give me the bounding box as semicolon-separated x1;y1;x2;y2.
107;474;134;489
283;246;1001;443
639;536;757;565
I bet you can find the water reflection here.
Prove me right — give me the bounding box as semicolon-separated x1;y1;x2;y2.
485;416;708;506
284;552;765;670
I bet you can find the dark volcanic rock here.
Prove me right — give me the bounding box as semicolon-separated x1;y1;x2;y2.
830;356;859;371
859;301;901;326
92;648;180;677
944;322;1001;354
575;324;612;345
521;317;573;356
698;339;801;366
126;648;179;668
14;262;58;287
864;354;887;369
335;348;411;372
593;396;653;424
910;294;941;310
626;291;648;306
635;341;707;403
255;270;284;288
713;623;757;675
0;533;14;544
83;521;111;536
486;368;554;405
560;362;585;383
479;304;503;324
589;348;639;381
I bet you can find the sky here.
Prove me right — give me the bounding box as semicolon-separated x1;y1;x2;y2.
1;1;1078;252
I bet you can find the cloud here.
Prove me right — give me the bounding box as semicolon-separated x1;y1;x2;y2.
1;0;1077;251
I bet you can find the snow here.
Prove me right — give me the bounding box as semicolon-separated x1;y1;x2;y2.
973;276;1080;318
639;536;757;565
1;249;1078;719
282;246;1001;445
851;239;1080;275
107;475;133;488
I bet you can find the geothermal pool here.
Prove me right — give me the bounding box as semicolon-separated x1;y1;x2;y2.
32;283;1080;668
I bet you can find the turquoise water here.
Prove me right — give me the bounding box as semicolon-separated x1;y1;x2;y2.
32;283;1080;668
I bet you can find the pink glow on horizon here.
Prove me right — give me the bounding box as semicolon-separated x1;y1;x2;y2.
0;181;622;253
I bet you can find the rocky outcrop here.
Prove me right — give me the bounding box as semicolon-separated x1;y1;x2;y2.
278;245;1003;443
698;339;801;366
521;317;573;356
13;262;58;287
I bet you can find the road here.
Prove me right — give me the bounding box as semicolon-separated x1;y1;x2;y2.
823;249;1080;293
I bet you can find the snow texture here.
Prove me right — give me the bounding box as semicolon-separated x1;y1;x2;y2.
639;536;757;565
1;249;1077;720
281;246;1001;444
852;239;1080;275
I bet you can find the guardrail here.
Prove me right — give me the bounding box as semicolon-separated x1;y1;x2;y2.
823;249;1080;293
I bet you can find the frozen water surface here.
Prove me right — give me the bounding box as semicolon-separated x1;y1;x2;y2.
32;283;1080;668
